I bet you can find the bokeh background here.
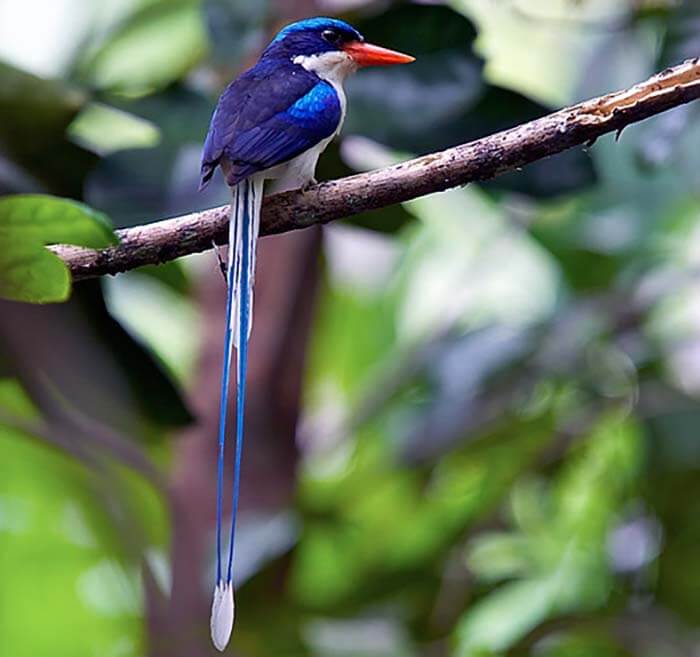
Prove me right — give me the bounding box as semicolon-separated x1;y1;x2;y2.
1;0;700;656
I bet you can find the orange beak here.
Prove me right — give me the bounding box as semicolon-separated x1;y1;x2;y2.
342;41;415;67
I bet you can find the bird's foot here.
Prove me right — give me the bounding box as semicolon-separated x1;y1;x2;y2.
300;177;318;193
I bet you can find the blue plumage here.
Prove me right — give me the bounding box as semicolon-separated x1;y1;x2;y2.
224;78;341;184
202;16;413;652
288;81;340;120
200;19;355;189
270;17;361;46
201;64;337;187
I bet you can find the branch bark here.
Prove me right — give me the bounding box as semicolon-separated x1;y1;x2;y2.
55;58;700;281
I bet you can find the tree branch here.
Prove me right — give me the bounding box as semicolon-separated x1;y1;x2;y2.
55;58;700;281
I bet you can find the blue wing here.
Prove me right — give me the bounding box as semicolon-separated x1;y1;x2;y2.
200;64;342;188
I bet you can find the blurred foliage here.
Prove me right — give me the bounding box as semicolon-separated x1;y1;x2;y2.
81;0;208;96
0;195;115;302
346;4;596;197
1;1;700;657
0;61;95;195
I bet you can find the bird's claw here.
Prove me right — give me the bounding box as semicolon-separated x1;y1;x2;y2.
300;178;318;193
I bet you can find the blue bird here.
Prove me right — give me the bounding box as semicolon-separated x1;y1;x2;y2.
200;16;413;651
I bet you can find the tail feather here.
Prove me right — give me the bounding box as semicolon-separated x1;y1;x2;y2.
211;175;263;652
231;178;263;348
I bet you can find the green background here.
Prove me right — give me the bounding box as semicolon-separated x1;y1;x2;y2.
0;1;699;656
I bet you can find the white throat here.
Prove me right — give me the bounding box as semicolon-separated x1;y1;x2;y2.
292;51;357;87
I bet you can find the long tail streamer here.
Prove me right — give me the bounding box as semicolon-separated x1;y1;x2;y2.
210;175;264;652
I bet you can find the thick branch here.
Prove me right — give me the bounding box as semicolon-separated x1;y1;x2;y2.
56;59;700;281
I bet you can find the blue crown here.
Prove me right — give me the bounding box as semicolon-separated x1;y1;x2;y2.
271;17;362;44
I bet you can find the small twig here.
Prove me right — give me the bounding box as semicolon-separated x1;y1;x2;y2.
51;59;700;281
212;239;227;284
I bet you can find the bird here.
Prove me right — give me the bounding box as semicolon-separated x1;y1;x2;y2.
199;16;414;651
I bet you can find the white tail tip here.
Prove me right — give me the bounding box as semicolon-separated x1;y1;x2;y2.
210;581;235;651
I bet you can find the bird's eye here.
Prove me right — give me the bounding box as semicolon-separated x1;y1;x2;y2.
322;29;341;44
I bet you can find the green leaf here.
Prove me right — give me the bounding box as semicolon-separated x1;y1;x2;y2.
0;195;117;304
0;419;163;657
0;61;95;196
83;1;208;95
456;412;642;655
466;532;533;582
85;86;223;228
455;577;557;656
67;102;161;156
534;630;628;657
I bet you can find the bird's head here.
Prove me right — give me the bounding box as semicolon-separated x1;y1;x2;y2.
262;17;414;82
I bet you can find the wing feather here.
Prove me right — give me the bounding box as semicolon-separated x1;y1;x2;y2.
200;65;341;188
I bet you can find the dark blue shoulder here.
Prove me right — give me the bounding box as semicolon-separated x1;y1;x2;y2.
200;62;320;189
220;79;341;185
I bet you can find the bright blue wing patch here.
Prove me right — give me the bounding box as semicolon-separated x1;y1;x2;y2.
221;81;341;184
287;82;340;123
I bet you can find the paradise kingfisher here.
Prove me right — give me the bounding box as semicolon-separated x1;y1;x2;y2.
199;16;413;651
